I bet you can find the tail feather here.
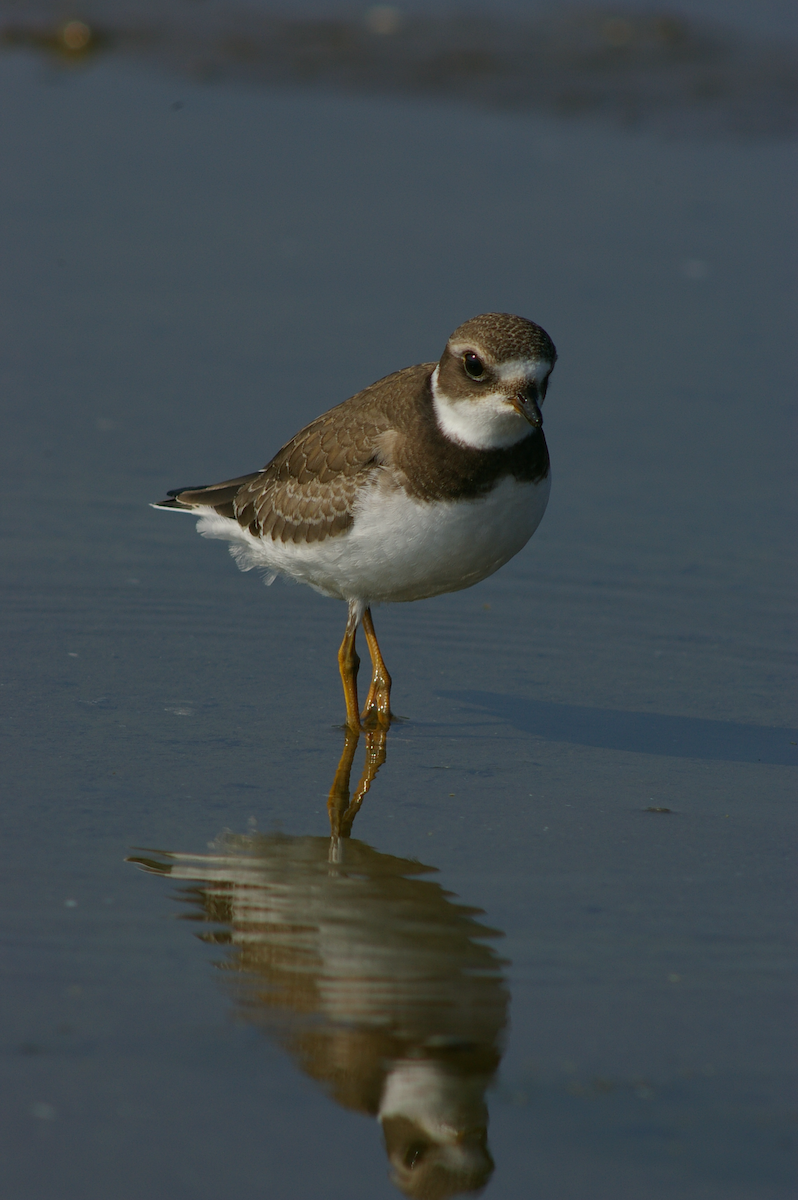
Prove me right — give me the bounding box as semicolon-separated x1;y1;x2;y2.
152;472;261;518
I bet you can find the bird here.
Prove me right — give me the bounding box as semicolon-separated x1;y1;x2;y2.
154;312;556;730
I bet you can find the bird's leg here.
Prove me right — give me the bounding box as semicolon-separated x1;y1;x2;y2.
337;601;362;731
360;606;393;728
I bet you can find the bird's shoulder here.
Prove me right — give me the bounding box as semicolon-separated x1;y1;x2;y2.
261;361;433;483
234;362;434;542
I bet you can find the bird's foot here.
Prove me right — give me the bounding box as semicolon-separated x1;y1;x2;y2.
360;693;393;729
360;669;393;728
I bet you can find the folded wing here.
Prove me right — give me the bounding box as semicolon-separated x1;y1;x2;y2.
153;365;430;545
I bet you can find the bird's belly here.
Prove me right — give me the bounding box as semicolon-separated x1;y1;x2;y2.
194;474;550;604
344;475;550;603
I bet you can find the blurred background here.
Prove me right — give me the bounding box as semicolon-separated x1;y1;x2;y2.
1;2;796;1198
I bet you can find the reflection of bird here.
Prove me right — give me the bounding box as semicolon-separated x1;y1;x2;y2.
154;313;556;729
129;833;509;1199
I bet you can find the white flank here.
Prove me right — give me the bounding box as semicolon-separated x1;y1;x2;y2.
194;469;549;605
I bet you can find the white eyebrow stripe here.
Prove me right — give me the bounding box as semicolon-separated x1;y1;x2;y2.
447;345;552;384
494;358;552;383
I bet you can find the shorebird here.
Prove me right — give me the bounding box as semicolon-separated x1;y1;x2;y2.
154;312;556;729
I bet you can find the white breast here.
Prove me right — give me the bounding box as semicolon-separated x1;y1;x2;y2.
194;472;550;605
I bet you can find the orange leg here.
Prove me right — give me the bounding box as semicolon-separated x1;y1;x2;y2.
360;606;393;728
337;602;361;731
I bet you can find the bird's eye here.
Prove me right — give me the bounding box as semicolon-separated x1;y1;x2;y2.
463;352;485;380
404;1141;429;1170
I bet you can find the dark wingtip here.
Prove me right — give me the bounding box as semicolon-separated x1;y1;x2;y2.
167;485;208;498
151;485;210;510
153;472;261;513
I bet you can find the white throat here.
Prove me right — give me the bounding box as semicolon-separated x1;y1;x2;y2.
431;365;533;450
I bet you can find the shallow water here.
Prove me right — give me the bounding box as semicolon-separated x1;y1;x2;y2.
1;4;796;1198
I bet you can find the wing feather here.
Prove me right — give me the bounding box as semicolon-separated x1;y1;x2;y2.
155;363;433;544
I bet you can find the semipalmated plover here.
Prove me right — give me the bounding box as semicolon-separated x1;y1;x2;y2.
155;312;556;728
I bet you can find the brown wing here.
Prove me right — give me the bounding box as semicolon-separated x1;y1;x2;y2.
156;363;434;545
154;474;261;517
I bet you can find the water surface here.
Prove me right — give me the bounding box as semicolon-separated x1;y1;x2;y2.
0;4;795;1197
